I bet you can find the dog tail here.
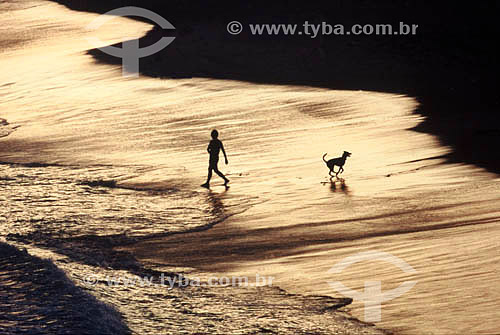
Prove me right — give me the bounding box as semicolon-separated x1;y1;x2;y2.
322;153;328;163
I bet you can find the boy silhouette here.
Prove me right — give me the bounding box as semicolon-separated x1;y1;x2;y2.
201;129;229;188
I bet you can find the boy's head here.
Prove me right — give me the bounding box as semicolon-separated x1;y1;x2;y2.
211;129;219;139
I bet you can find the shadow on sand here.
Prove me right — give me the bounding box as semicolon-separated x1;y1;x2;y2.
50;0;500;174
329;177;350;195
320;177;350;195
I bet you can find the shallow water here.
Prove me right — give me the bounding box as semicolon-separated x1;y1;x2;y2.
1;1;499;334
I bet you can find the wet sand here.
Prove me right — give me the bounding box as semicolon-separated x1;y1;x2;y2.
121;94;500;335
52;0;500;174
1;1;499;334
1;2;390;334
1;240;386;335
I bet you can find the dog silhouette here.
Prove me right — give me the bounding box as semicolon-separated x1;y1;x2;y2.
323;151;352;177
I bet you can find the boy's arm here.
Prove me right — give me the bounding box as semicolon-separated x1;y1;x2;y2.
221;142;228;164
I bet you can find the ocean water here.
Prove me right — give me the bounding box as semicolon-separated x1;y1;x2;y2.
1;1;499;334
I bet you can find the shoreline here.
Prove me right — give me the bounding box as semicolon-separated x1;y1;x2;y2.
0;153;390;334
0;241;129;334
2;229;389;335
0;1;495;333
121;178;500;335
50;0;500;174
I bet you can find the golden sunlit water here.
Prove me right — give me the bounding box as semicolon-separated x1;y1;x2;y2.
1;1;499;334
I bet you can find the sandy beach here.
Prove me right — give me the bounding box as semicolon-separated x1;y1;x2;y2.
1;1;499;334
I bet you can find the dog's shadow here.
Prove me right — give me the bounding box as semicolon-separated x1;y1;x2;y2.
323;177;350;195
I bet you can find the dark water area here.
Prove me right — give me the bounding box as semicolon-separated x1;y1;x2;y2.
51;0;500;174
0;241;129;335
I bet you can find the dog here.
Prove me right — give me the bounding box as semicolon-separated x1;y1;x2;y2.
323;151;352;177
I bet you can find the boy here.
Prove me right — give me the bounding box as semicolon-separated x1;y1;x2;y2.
201;129;229;188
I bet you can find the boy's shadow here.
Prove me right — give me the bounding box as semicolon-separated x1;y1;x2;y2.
205;186;230;217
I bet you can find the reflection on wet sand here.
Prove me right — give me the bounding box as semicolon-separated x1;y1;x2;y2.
1;1;499;335
323;178;350;195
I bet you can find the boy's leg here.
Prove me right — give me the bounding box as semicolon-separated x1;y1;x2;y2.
207;167;213;183
201;167;212;188
213;166;229;184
